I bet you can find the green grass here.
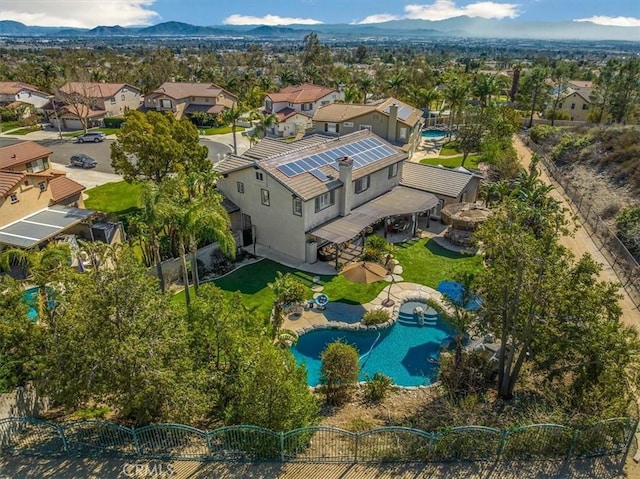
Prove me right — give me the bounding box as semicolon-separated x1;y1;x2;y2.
439;141;462;156
0;121;21;132
201;126;246;135
10;126;42;135
420;154;482;169
173;237;483;317
63;128;120;137
84;181;143;217
393;238;482;287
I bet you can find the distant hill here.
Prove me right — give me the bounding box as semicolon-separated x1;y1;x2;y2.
0;18;637;41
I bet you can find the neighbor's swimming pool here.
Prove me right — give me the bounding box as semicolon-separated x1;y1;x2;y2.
421;129;448;139
292;301;454;387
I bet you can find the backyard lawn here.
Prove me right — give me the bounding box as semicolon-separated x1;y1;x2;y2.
420;154;482;169
173;237;482;319
84;181;143;217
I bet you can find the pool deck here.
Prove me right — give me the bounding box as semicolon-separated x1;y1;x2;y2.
282;282;447;335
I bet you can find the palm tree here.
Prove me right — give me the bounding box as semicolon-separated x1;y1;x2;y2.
472;74;500;108
160;176;235;309
442;75;470;134
221;104;246;155
250;110;278;139
0;243;71;321
386;71;406;98
358;75;374;104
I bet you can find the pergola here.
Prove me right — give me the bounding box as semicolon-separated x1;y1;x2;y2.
310;186;438;268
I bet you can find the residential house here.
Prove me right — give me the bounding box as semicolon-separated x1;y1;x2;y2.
51;82;142;129
547;79;593;122
214;130;439;264
0;81;51;113
400;163;482;219
313;98;425;157
264;83;344;138
144;82;238;120
0;141;95;249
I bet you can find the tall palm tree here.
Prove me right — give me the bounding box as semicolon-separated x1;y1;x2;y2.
250;110;278;139
472;74;500;108
358;75;374;104
386;71;406;98
159;176;235;309
442;75;470;134
136;182;170;292
221;104;245;155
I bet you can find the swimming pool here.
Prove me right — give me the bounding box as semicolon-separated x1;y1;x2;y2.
22;287;40;320
422;129;447;139
292;301;454;387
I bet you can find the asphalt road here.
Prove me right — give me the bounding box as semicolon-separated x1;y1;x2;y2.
0;137;232;175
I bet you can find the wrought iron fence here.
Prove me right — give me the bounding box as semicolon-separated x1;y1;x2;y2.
525;137;640;311
0;417;636;463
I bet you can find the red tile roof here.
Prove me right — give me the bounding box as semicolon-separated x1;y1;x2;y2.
0;170;26;197
0;141;53;170
49;176;85;203
0;81;47;96
267;83;337;104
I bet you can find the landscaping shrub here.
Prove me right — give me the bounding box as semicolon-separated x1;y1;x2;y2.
320;341;360;406
438;351;494;397
364;372;394;402
362;235;391;262
103;117;125;128
362;308;390;325
529;125;557;144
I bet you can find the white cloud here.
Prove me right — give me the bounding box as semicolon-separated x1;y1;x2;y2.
356;14;401;25
355;0;519;24
0;0;159;28
224;14;323;26
574;16;640;27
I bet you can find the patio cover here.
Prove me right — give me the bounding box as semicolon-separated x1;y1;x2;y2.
0;205;95;248
310;186;438;245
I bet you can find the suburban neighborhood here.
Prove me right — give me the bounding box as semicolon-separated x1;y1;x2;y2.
0;6;639;478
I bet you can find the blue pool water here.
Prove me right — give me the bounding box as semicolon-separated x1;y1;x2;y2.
22;287;40;320
422;129;447;139
292;301;454;387
436;280;482;311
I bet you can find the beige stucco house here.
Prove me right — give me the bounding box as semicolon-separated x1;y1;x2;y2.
264;84;344;138
0;141;96;249
144;82;238;120
58;82;142;116
0;81;51;111
313;98;425;158
214;130;445;264
557;91;591;122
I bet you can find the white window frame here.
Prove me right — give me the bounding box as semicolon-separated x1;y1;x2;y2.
325;123;339;134
261;189;270;206
255;171;264;181
315;190;335;212
388;163;399;179
237;181;244;194
160;99;172;109
292;197;302;216
359;124;372;132
399;126;408;140
343;122;354;127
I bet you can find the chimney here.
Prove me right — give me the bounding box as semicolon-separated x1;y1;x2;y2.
387;103;398;143
338;156;353;217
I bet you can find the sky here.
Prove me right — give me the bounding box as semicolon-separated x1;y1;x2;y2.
1;0;639;29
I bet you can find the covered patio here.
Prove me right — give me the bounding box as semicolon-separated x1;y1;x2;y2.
310;186;439;269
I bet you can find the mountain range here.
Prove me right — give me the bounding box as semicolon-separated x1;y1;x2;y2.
0;18;638;41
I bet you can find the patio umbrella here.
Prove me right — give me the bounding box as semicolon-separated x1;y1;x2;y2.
341;261;388;284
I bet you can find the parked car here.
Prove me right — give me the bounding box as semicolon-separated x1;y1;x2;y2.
70;154;97;168
76;132;106;143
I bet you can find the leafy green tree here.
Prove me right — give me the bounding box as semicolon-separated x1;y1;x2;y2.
472;73;501;107
386;71;407;98
111;110;210;184
517;66;550;128
268;272;307;333
0;276;44;391
40;246;202;425
548;63;570;126
605;58;640;124
320;341;360;406
456;106;485;166
225;338;319;431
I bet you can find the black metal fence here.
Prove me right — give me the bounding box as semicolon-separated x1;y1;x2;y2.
0;417;636;463
526;137;640;311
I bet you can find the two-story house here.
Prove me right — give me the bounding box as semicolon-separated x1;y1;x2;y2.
313;98;425;158
0;81;51;113
52;82;142;130
144;82;238;120
214;130;440;264
0;141;95;249
264;84;344;138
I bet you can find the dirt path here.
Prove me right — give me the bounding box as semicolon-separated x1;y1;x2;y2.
513;135;639;329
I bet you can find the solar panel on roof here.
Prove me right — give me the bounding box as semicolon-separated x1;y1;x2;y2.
309;169;330;182
289;162;306;174
307;156;322;167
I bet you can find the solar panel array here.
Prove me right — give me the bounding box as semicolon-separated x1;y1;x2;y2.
276;137;397;181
